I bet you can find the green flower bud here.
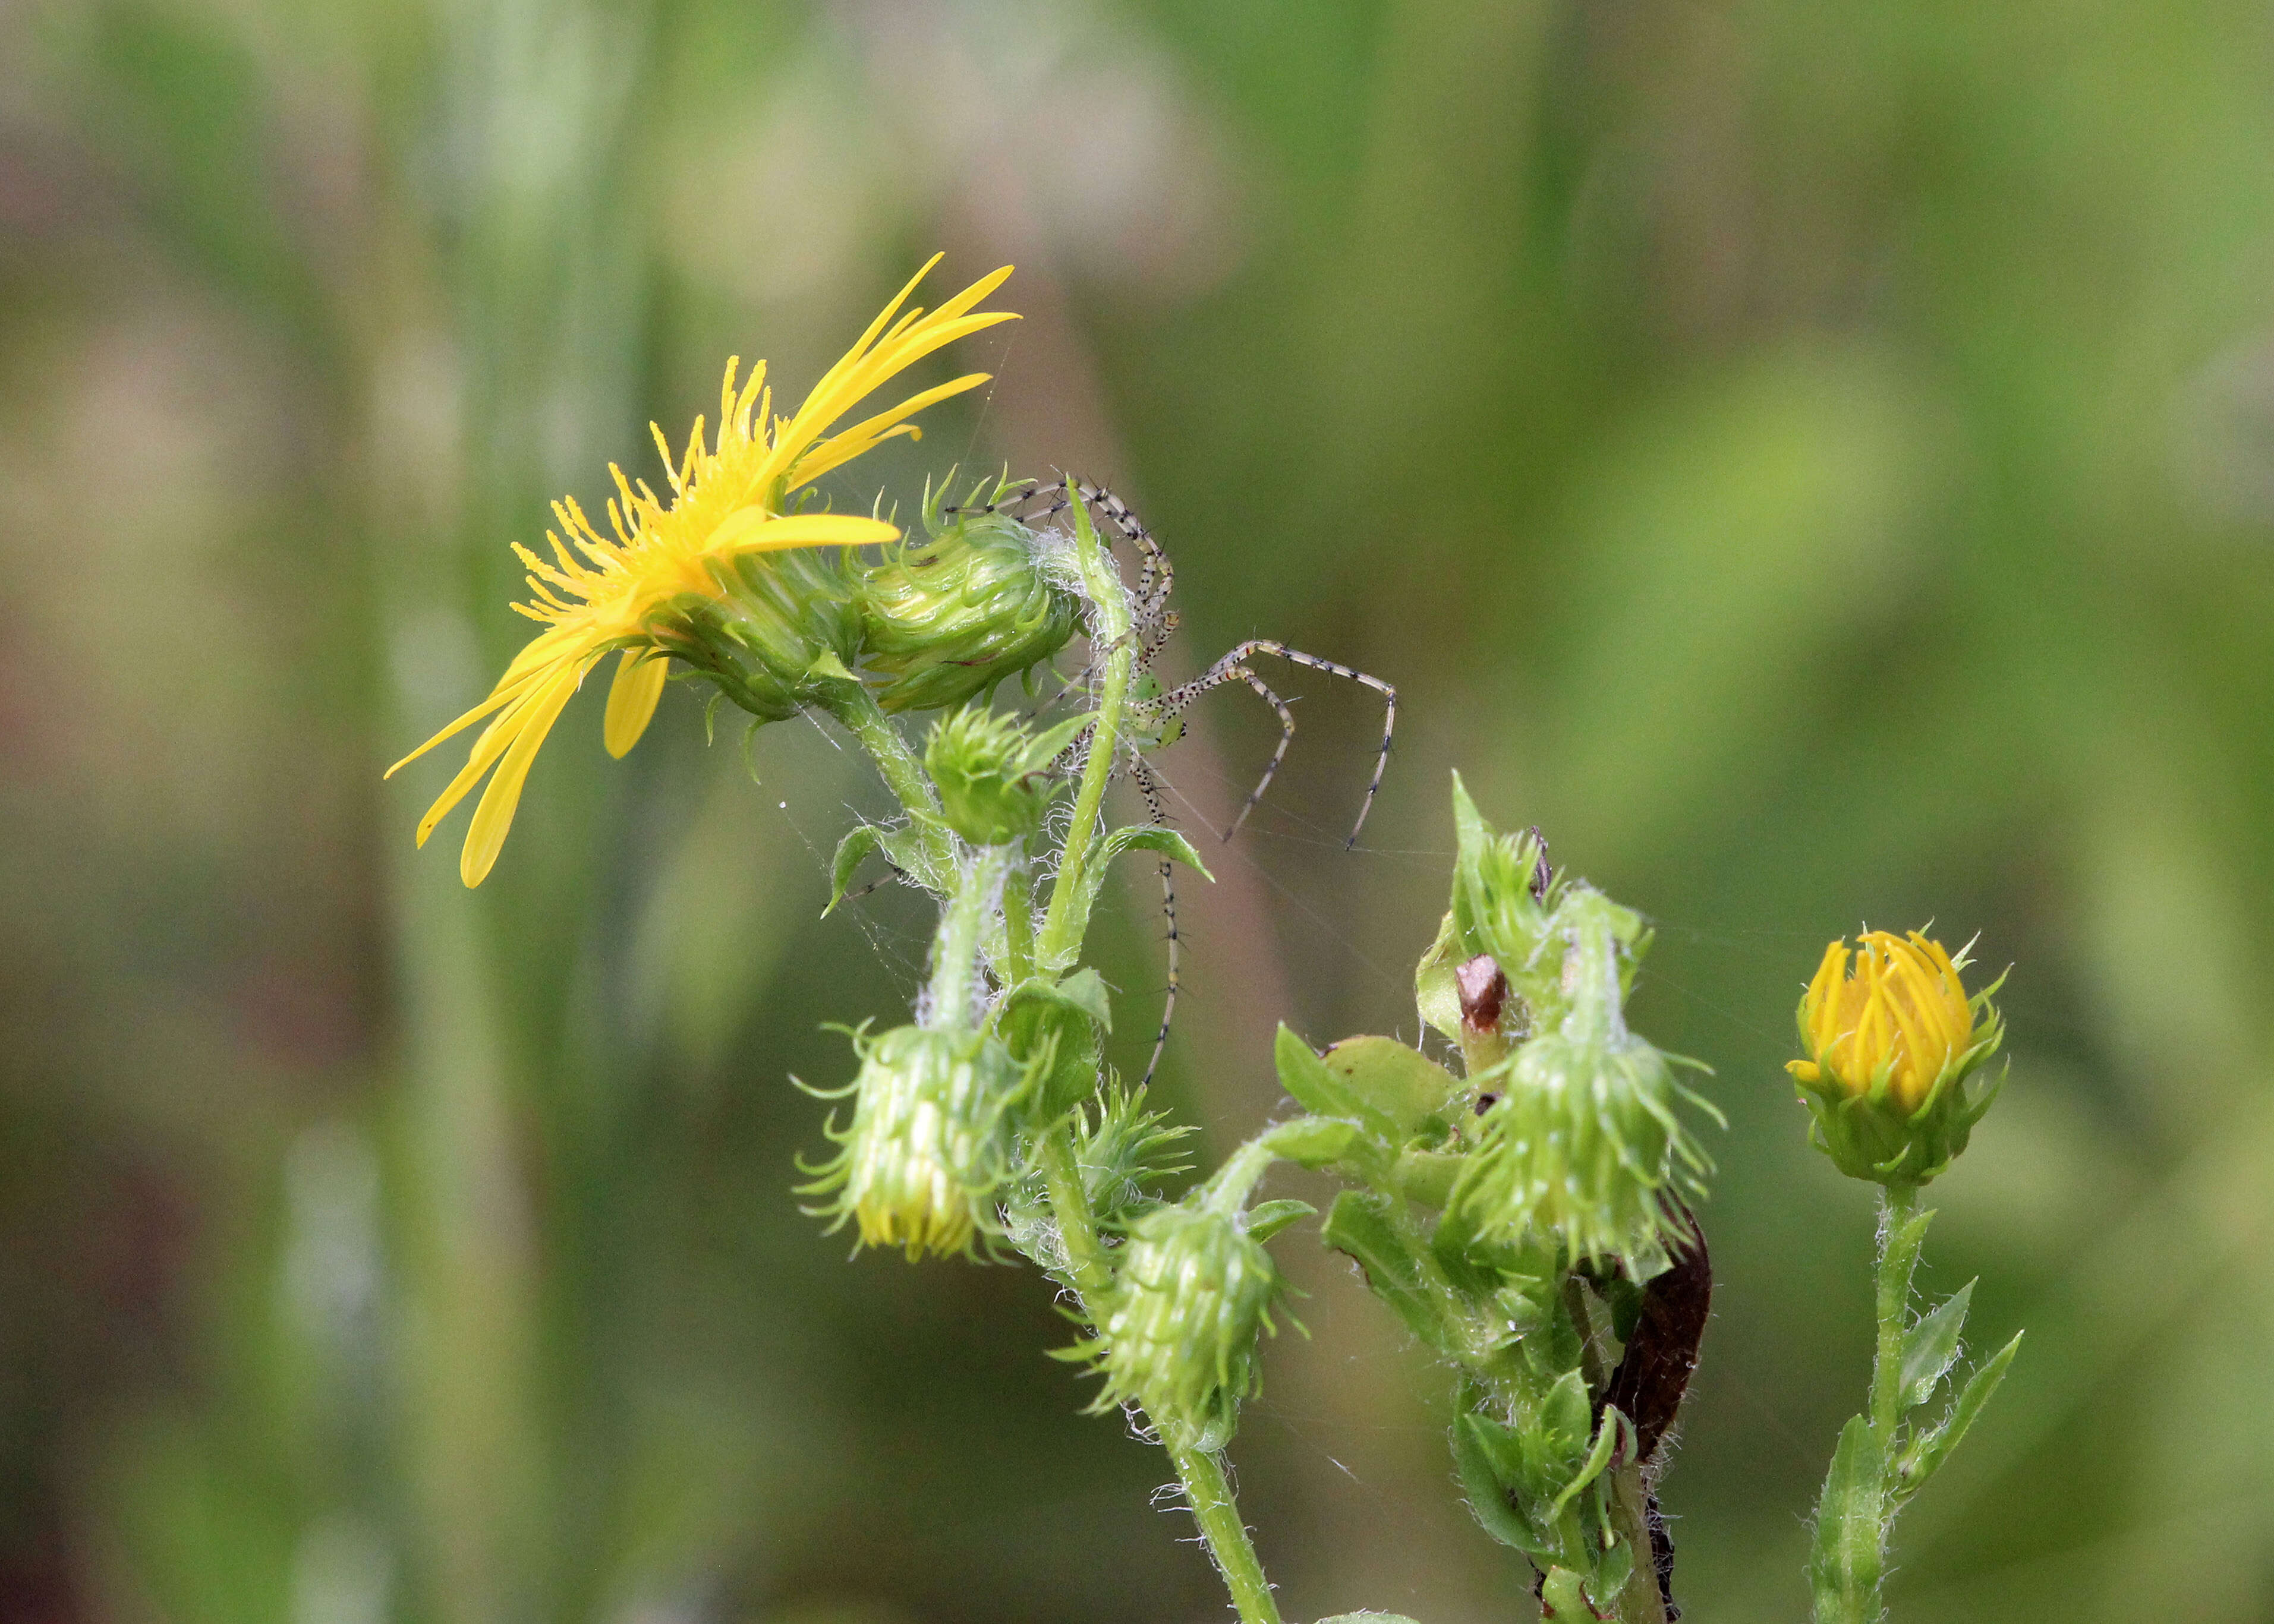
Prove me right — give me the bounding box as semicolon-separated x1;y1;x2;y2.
856;483;1080;714
651;544;865;722
1787;930;2007;1185
923;704;1081;846
1447;890;1718;1275
1454;1027;1712;1275
801;1024;1033;1260
1076;1202;1290;1452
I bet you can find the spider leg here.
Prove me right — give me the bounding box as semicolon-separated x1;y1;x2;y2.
1130;756;1180;1090
833;862;912;906
1076;483;1177;657
1217;640;1398;848
1218;666;1296;841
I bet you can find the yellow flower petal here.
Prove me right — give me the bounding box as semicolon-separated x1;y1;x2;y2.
390;259;1016;885
603;649;669;759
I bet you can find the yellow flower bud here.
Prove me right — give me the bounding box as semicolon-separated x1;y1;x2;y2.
1786;930;2007;1184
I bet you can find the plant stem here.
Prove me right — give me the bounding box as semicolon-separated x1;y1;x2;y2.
924;843;1004;1031
1038;497;1136;969
819;683;955;878
1034;1124;1281;1624
1034;1122;1112;1300
1001;852;1035;985
1163;1437;1286;1624
1870;1183;1923;1446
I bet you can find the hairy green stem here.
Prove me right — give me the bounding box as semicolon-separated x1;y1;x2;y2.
1034;1124;1280;1624
1035;1124;1113;1301
1001;853;1036;985
1871;1183;1924;1445
1038;497;1135;968
924;844;1005;1030
820;684;955;878
1163;1439;1285;1624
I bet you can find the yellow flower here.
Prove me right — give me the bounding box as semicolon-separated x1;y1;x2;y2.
1788;931;1988;1112
386;257;1016;885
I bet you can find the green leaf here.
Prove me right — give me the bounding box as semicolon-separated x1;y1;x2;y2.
825;825;885;915
1807;1415;1886;1616
1414;909;1464;1041
1544;1402;1623;1523
1104;824;1214;879
1898;1330;2023;1502
1273;1025;1395;1139
1321;1191;1457;1357
1245;1199;1316;1244
1322;1036;1462;1137
1899;1279;1974;1410
1261;1117;1361;1169
1451;1412;1554;1557
997;972;1112;1118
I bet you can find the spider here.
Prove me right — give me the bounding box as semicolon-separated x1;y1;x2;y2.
943;477;1399;1087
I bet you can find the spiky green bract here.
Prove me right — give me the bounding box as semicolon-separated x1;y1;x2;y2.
857;476;1080;714
923;702;1085;846
1794;1043;2005;1187
799;1023;1039;1261
647;543;865;723
1072;1085;1196;1226
1072;1199;1292;1452
1448;888;1718;1276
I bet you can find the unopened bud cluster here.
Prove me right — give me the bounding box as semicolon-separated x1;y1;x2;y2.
1436;777;1718;1274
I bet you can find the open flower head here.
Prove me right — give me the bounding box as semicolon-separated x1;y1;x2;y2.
1787;929;2007;1185
387;257;1018;885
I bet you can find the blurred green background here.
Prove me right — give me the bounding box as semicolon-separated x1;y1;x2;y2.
5;0;2272;1619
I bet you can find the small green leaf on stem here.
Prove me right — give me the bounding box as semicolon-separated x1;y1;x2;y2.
1897;1330;2023;1500
1898;1279;1974;1409
1245;1199;1316;1243
1808;1415;1886;1623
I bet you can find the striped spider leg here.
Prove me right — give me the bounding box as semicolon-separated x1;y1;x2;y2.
1141;641;1398;849
1129;755;1181;1089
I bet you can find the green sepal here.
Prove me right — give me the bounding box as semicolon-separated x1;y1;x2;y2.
1321;1190;1456;1357
1895;1330;2022;1504
1316;1614;1421;1623
1261;1117;1362;1169
1899;1279;1974;1409
1245;1199;1316;1244
1807;1415;1886;1616
1321;1036;1463;1139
